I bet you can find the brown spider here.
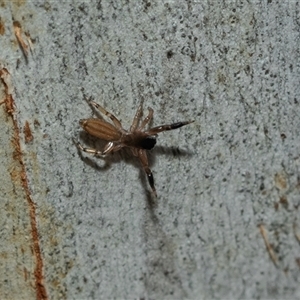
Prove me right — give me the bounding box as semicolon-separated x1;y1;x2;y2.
74;98;194;197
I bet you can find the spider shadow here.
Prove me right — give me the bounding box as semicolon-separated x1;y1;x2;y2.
75;131;194;206
142;145;194;208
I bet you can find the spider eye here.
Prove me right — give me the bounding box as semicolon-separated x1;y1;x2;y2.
141;135;157;150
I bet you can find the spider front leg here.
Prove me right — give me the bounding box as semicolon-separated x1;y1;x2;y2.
130;101;143;132
137;149;157;197
138;107;154;130
145;120;194;135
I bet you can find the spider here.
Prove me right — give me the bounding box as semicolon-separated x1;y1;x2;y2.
74;98;194;197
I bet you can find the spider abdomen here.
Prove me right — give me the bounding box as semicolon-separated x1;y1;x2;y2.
80;118;122;141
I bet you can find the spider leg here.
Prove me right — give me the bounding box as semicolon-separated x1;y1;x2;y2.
73;140;121;156
138;107;154;130
89;101;123;131
145;120;194;135
130;101;143;132
138;149;157;197
73;139;106;156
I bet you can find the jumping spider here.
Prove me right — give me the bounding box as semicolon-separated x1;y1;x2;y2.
74;98;194;197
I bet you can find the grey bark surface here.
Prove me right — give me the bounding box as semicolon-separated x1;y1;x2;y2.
0;1;299;299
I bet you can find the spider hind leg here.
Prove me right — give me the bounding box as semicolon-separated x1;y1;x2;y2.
73;140;120;156
89;100;123;131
